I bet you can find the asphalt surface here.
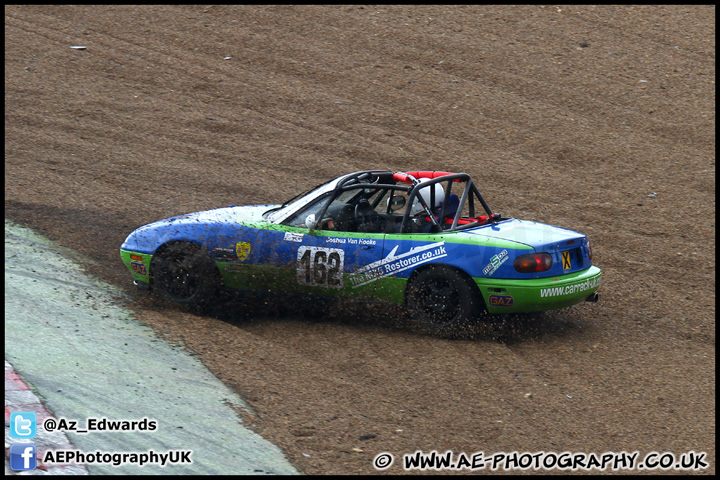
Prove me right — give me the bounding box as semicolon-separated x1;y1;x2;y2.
4;219;297;475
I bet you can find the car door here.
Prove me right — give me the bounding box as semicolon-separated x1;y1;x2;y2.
251;186;389;299
246;225;384;299
296;229;385;297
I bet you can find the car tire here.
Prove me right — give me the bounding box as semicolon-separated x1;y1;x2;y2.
152;242;222;308
405;266;483;338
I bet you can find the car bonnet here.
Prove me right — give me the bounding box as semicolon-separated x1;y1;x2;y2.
122;205;272;253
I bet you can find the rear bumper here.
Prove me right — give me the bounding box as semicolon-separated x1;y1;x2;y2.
475;266;602;314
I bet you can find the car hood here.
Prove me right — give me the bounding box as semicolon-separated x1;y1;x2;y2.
466;218;586;251
147;204;272;227
122;205;274;253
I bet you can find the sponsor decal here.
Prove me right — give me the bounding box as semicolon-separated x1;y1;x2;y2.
349;241;448;288
224;264;249;273
483;249;508;276
212;246;237;261
540;276;601;298
488;294;514;307
284;231;304;243
235;242;252;261
130;262;147;276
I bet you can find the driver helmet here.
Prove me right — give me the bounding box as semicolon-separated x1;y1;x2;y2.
410;178;445;214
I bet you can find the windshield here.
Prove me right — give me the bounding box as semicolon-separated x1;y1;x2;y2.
262;176;343;223
263;171;396;224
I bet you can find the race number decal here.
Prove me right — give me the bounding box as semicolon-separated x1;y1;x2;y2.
296;246;344;288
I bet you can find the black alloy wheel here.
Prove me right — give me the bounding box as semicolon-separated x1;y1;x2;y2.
406;266;483;338
152;243;221;308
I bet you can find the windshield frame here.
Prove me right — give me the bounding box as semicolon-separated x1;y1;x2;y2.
263;170;394;224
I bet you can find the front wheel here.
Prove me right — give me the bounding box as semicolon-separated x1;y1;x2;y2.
405;266;483;338
152;243;222;308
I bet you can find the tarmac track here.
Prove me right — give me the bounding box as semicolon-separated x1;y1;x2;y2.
4;220;298;475
4;5;715;475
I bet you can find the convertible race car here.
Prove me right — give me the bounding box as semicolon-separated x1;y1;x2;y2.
120;170;601;337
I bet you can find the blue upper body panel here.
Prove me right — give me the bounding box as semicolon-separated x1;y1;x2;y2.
121;205;592;281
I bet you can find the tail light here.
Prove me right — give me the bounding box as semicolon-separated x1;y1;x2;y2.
514;253;553;273
586;240;593;261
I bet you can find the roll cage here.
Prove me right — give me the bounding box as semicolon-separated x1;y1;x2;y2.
394;171;501;233
281;170;502;234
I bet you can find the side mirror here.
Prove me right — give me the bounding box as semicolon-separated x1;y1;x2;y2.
304;214;317;231
388;194;407;212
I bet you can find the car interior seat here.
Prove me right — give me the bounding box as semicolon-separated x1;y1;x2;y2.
441;194;460;226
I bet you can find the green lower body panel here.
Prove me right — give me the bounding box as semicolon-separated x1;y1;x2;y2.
218;262;407;304
475;266;602;314
124;248;600;317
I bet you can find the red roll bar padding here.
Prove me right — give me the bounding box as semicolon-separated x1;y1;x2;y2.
392;172;411;184
392;171;458;184
431;215;489;225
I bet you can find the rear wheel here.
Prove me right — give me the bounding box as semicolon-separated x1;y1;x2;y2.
405;266;483;338
152;243;222;308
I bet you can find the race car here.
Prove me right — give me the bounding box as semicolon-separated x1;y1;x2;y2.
120;170;601;337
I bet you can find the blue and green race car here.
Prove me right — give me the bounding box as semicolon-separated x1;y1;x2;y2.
121;170;601;336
